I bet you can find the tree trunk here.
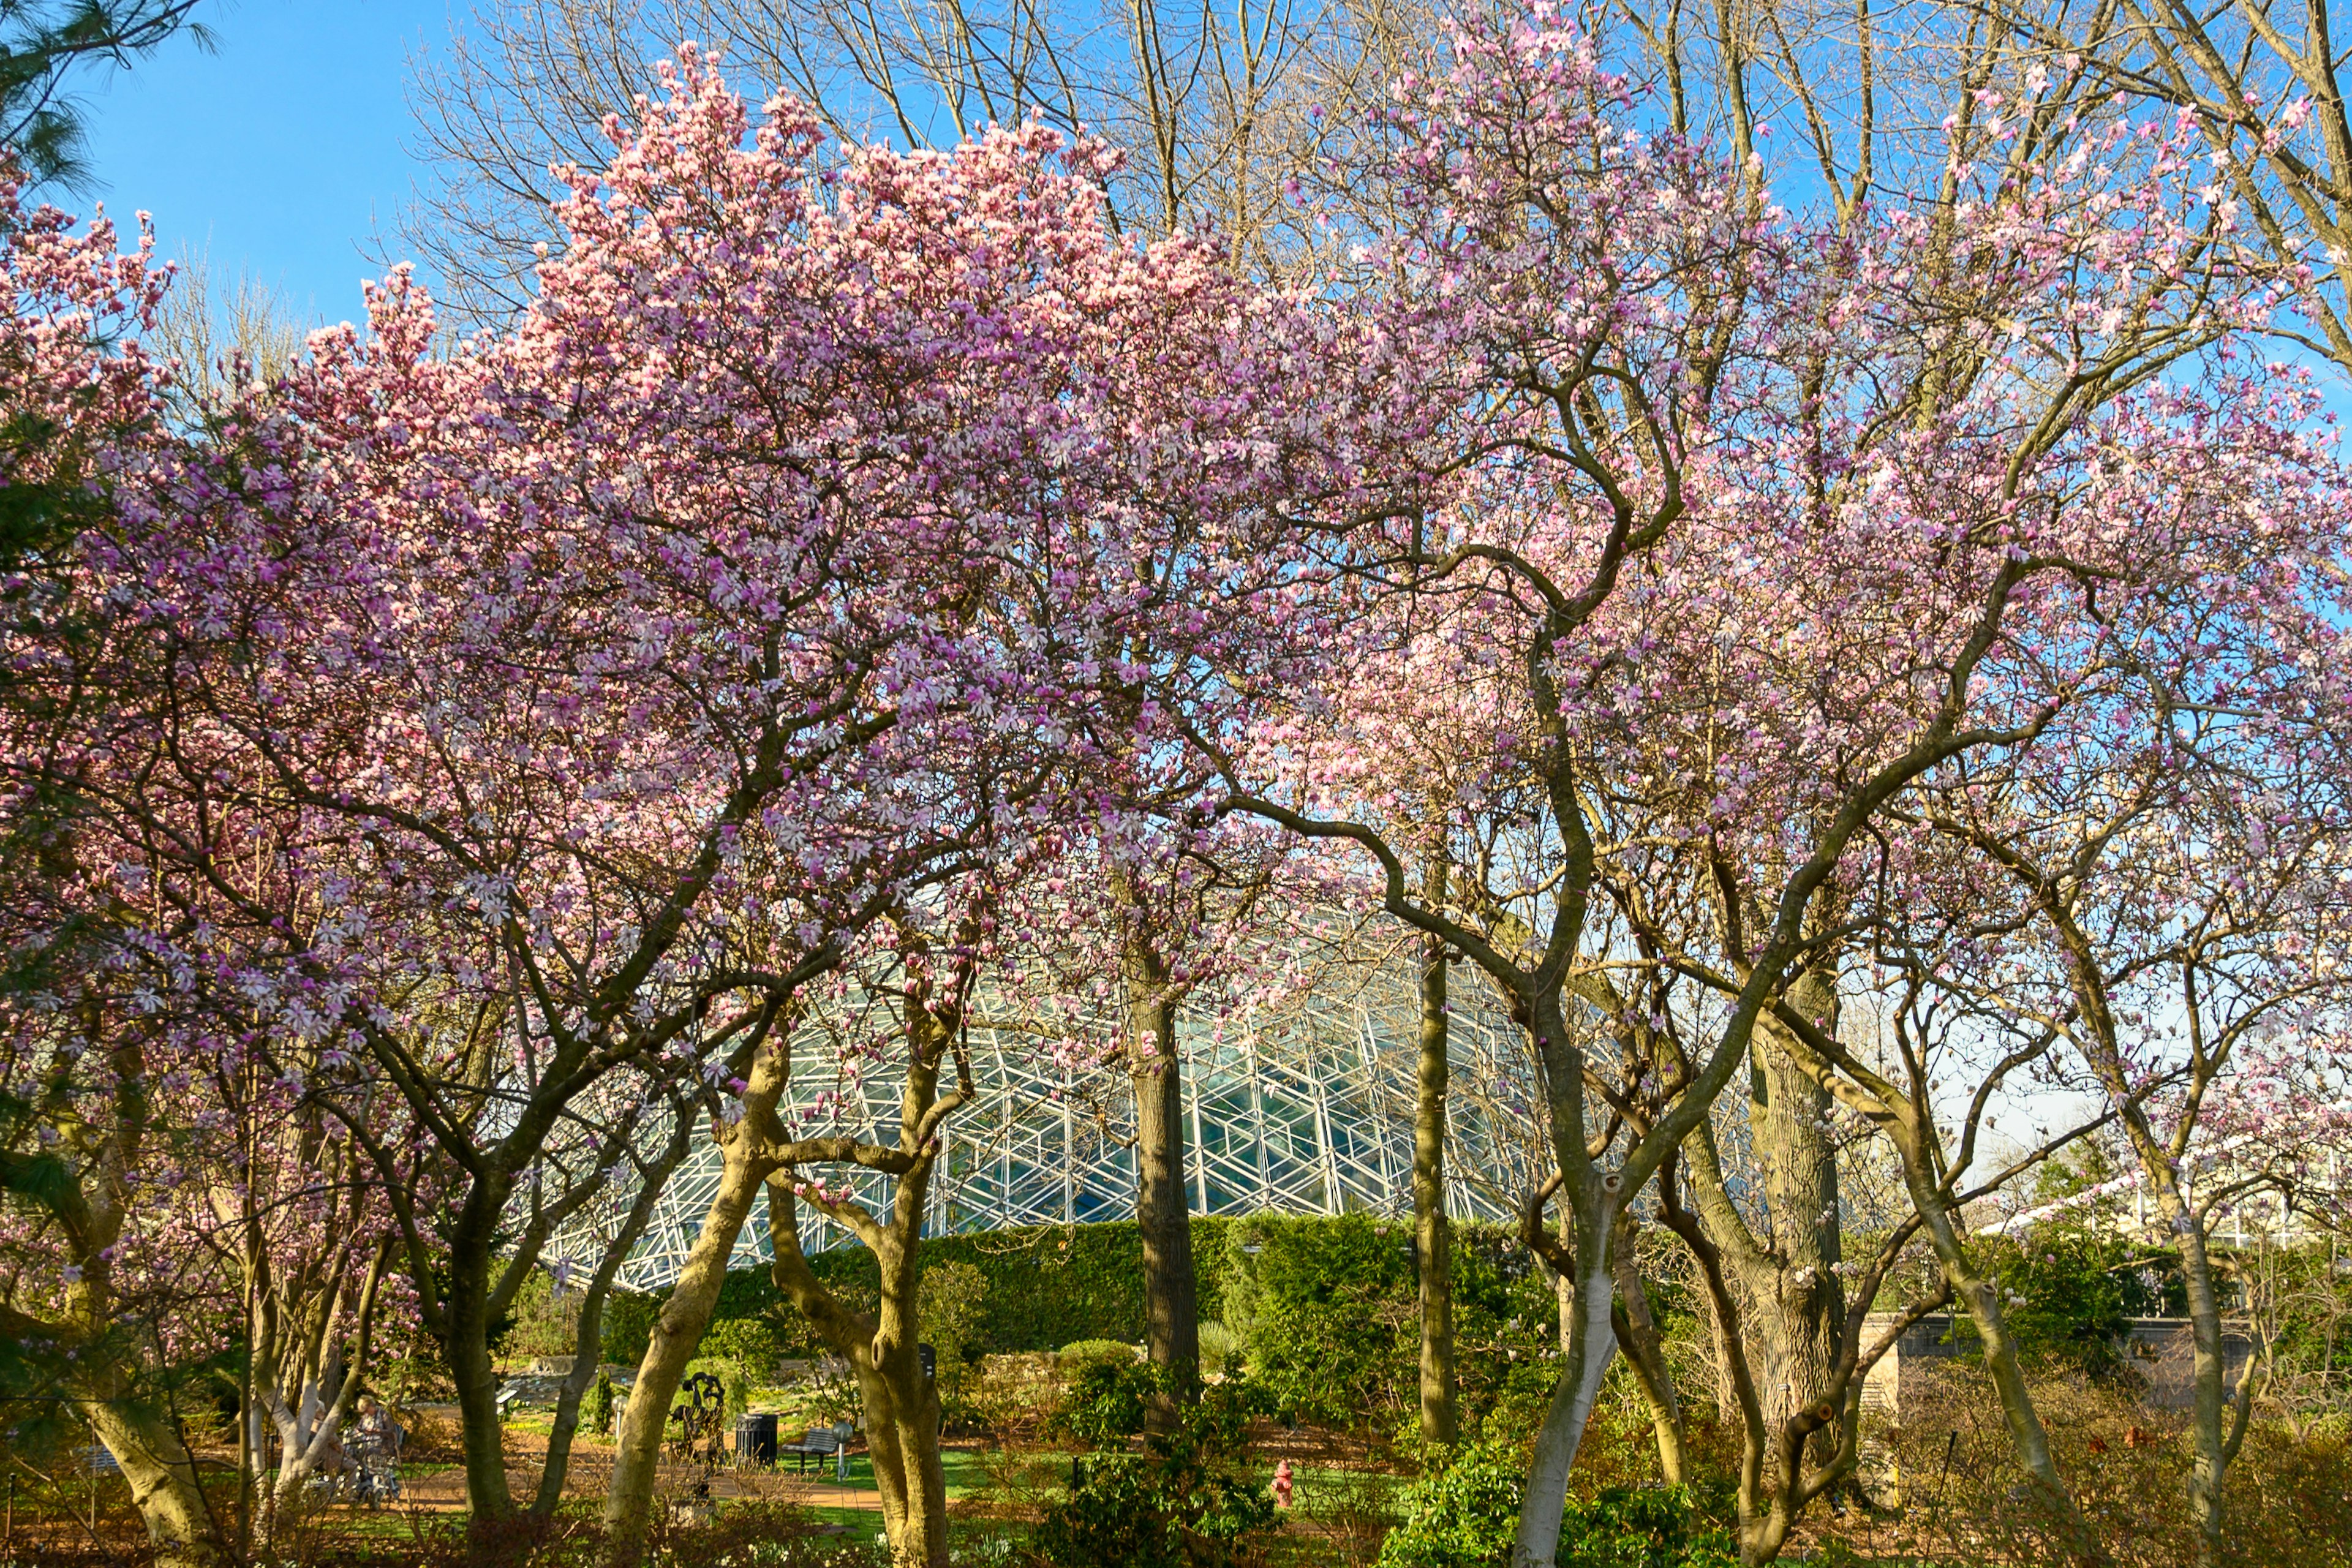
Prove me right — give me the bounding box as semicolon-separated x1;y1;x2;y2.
604;1066;785;1561
604;1155;766;1561
1897;1157;2098;1557
2106;1127;2247;1568
82;1396;218;1568
1744;1005;1844;1469
1126;931;1199;1388
444;1236;516;1525
2177;1215;2244;1568
1514;1234;1618;1568
1660;974;1849;1561
853;1338;949;1567
1414;902;1457;1446
767;1178;951;1567
1609;1225;1682;1484
535;1110;696;1525
1510;986;1621;1568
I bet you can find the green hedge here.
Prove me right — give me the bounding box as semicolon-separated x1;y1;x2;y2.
605;1216;1240;1365
601;1211;1569;1436
1219;1213;1568;1428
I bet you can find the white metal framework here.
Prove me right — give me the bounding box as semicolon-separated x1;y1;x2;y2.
587;960;1549;1293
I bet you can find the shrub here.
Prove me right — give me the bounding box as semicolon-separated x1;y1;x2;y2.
921;1260;990;1420
714;1217;1240;1359
1033;1377;1273;1568
1224;1214;1415;1427
584;1366;615;1436
602;1289;662;1367
1446;1229;1593;1433
702;1316;785;1381
962;1352;1060;1436
1378;1448;1734;1568
1375;1442;1523;1568
1959;1224;2182;1381
688;1214;1565;1433
1556;1488;1736;1568
1054;1355;1166;1447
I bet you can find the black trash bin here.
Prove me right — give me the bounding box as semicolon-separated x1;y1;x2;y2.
734;1412;778;1468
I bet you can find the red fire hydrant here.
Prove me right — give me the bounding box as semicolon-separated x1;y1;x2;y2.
1272;1458;1295;1510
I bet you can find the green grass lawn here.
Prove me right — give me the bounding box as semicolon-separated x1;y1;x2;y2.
785;1502;886;1545
769;1449;996;1497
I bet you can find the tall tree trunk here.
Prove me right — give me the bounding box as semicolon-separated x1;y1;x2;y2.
767;1177;951;1567
604;1066;782;1561
1509;990;1621;1568
443;1226;516;1525
1126;927;1198;1388
603;1154;766;1561
53;1065;226;1567
748;965;968;1568
1896;1156;2095;1555
1772;985;2101;1562
538;1107;696;1525
1515;1226;1618;1568
1657;965;1847;1559
2100;1111;2253;1568
2175;1213;2253;1568
1414;880;1457;1446
82;1395;218;1568
1609;1222;1683;1484
1744;1000;1844;1469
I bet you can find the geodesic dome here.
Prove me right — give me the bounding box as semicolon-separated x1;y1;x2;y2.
581;957;1549;1293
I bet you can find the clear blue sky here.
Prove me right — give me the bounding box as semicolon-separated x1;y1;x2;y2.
80;1;456;329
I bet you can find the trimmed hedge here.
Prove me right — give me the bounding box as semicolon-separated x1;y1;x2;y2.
601;1212;1571;1434
606;1213;1589;1448
606;1216;1239;1365
1223;1212;1417;1425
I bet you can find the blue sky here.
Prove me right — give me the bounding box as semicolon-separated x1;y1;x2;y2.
80;1;456;328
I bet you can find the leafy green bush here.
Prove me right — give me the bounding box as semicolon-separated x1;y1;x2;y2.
1446;1229;1588;1441
1054;1355;1166;1447
1056;1338;1140;1370
1215;1216;1566;1433
713;1217;1238;1359
1033;1376;1273;1568
1956;1225;2181;1380
1196;1319;1242;1374
601;1289;662;1367
584;1366;615;1436
1557;1487;1736;1568
701;1316;785;1380
694;1213;1561;1431
1378;1447;1734;1568
1224;1214;1415;1427
920;1260;987;1373
1375;1441;1524;1568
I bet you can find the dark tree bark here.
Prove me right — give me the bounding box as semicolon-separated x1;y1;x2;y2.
1126;925;1200;1389
1413;861;1458;1445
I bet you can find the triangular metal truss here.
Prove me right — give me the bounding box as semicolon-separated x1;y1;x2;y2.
575;960;1550;1294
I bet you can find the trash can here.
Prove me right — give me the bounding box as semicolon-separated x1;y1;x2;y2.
734;1412;778;1468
